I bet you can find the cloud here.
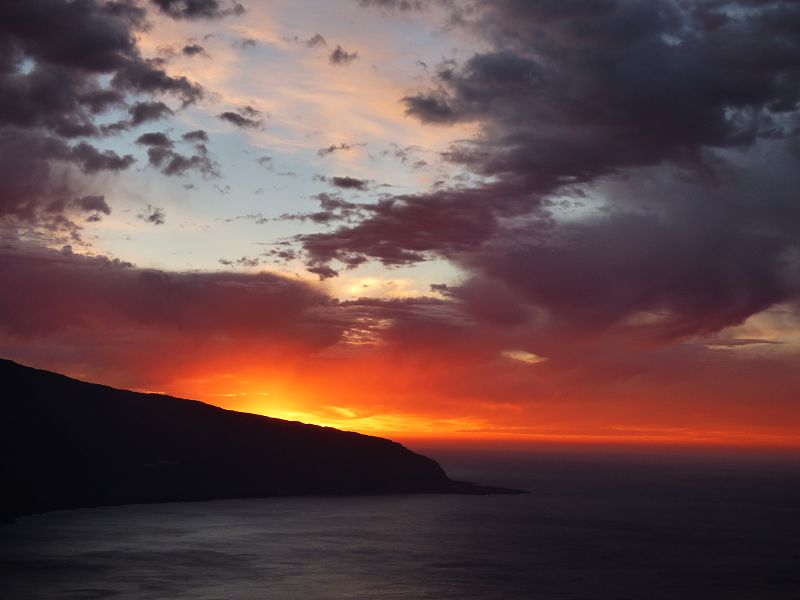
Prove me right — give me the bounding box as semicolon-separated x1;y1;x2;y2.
0;0;206;238
313;0;800;343
306;174;375;193
0;244;337;345
219;255;260;267
1;244;798;439
128;101;175;126
431;278;531;328
135;132;173;148
305;33;328;48
0;245;506;408
181;43;208;57
71;195;111;215
329;45;359;65
388;144;424;165
501;350;547;365
111;60;203;106
402;2;800;183
402;93;456;124
330;176;369;191
235;37;257;49
217;105;265;129
70;142;136;174
182;129;209;143
317;142;364;156
149;0;245;20
0;2;151;135
285;33;330;48
136;131;219;177
278;192;363;225
297;182;525;274
45;195;112;224
1;0;798;440
137;204;166;225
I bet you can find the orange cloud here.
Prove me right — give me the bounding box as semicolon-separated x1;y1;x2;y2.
2;244;800;452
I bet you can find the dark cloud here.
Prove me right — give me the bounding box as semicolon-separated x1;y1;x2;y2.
297;183;523;275
306;264;340;279
129;101;175;126
0;0;206;237
149;0;245;20
311;0;800;341
72;194;111;215
312;174;369;192
70;142;136;174
305;33;328;48
284;33;328;48
402;93;456;124
181;43;208;57
111;59;203;106
431;279;531;328
264;246;299;263
219;255;260;268
46;195;112;219
218;105;265;129
317;142;364;156
463;160;800;340
0;132;65;219
0;245;337;346
0;247;492;394
329;45;359;66
278;193;363;225
182;129;209;143
136;132;173;148
402;2;800;184
330;176;369;191
0;130;136;230
138;204;166;225
162;151;218;177
0;0;154;138
1;1;147;73
136;131;219;177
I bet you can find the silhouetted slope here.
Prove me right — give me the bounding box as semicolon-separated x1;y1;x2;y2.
0;359;513;520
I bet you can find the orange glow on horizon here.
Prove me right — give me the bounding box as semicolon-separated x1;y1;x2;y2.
125;354;800;454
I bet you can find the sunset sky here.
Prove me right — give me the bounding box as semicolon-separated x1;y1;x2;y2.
2;0;799;449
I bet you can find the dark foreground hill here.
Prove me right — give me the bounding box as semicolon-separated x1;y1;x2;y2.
0;359;518;520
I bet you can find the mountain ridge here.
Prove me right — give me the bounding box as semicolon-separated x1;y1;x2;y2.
0;359;520;520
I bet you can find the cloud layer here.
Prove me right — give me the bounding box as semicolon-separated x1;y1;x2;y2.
0;0;211;243
1;0;799;443
298;0;800;343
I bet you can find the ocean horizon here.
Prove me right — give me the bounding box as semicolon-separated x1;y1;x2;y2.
3;449;798;599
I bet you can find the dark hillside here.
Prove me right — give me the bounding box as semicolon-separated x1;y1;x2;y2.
1;359;517;520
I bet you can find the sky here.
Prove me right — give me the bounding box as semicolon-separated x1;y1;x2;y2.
1;0;800;450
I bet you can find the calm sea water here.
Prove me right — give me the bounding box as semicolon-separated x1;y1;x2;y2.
2;449;799;599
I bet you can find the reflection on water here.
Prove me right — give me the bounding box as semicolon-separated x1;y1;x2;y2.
1;453;799;599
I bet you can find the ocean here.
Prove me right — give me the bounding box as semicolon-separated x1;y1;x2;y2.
2;448;799;599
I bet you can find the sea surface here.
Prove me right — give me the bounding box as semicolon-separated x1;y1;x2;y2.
2;448;799;599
